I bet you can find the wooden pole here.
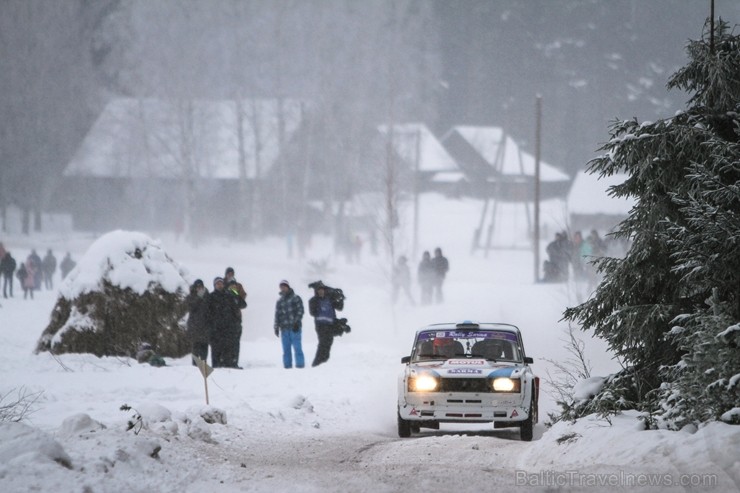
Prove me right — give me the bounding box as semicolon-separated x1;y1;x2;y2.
534;95;542;283
413;127;421;259
204;373;210;406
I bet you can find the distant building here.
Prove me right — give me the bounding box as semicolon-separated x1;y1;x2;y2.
441;126;571;201
440;126;571;251
378;123;465;195
55;97;306;236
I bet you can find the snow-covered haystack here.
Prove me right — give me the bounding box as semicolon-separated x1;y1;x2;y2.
35;231;191;358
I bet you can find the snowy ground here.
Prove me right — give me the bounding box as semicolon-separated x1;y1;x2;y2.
1;194;738;492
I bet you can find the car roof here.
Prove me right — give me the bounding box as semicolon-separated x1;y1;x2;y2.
416;321;521;334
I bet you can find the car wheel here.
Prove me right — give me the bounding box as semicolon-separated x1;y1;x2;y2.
520;385;537;442
397;409;411;438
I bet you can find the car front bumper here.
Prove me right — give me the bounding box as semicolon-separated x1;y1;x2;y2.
399;392;531;423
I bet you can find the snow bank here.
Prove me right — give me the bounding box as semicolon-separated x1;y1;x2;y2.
0;422;72;469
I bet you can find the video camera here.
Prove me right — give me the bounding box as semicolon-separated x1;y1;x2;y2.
308;280;345;311
333;317;351;337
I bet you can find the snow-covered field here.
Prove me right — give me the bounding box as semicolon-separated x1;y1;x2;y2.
1;194;738;492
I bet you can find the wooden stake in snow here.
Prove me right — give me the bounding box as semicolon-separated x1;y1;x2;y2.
192;355;213;405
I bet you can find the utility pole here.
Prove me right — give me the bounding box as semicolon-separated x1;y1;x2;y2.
412;127;421;260
534;95;542;283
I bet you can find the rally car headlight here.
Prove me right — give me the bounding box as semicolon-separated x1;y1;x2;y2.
491;377;521;392
408;374;440;392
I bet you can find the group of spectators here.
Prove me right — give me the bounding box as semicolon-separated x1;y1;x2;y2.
185;267;247;369
392;247;450;306
185;270;348;370
543;229;609;285
0;243;76;300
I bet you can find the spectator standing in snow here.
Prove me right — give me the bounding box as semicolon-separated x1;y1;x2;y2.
392;255;415;305
223;267;247;365
544;232;571;282
431;247;450;304
186;279;210;365
42;249;57;290
274;280;305;369
1;251;17;298
571;231;586;280
417;251;434;305
18;261;35;299
28;250;42;290
308;281;338;367
60;252;76;279
588;229;606;257
207;277;243;368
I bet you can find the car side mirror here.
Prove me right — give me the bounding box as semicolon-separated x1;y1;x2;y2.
524;356;534;365
401;356;411;364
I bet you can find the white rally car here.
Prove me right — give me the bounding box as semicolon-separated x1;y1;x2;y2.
398;322;539;440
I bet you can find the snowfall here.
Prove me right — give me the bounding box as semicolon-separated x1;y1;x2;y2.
0;194;738;493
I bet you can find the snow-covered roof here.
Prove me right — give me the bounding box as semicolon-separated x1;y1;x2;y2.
378;123;459;173
448;126;570;182
65;98;305;180
568;170;635;215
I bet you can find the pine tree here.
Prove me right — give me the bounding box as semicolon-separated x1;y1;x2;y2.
563;20;740;427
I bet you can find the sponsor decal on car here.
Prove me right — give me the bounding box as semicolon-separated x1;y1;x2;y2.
447;368;483;375
448;359;486;365
487;367;516;378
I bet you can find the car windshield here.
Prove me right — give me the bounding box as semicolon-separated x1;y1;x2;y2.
411;329;522;362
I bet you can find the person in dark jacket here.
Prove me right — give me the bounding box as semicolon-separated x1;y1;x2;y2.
60;252;76;279
309;281;339;367
1;251;17;298
417;251;434;305
431;247;449;304
207;277;244;369
544;232;571;282
274;280;305;369
42;249;57;290
186;279;209;365
392;255;415;305
223;267;247;364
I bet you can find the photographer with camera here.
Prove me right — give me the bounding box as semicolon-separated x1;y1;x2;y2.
308;280;348;367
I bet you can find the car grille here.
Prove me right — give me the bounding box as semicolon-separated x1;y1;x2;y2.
439;378;489;393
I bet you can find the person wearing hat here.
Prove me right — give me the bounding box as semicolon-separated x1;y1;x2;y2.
207;276;243;368
223;267;247;365
274;280;305;369
224;267;247;301
185;279;209;365
308;281;338;367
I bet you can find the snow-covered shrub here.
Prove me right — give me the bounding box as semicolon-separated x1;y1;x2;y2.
35;230;191;358
554;369;640;424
